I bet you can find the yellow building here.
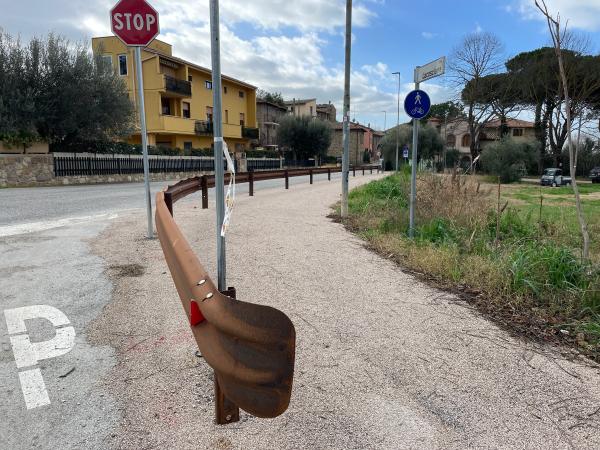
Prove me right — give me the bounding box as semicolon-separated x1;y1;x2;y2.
92;36;258;152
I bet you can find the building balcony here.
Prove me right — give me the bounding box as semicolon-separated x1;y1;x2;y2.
164;75;192;97
195;120;214;135
156;115;196;134
242;127;259;140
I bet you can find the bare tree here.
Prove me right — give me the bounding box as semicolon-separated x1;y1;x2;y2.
448;32;504;161
535;0;590;260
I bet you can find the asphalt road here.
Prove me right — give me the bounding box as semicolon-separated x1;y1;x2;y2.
0;172;346;449
0;173;343;229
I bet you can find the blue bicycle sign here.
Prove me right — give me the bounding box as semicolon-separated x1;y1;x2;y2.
404;90;431;119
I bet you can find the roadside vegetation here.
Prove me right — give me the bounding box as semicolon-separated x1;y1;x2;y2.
339;170;600;360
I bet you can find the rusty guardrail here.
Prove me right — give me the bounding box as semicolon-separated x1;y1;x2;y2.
156;164;380;423
163;164;383;215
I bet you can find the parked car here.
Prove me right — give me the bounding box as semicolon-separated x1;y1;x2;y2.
590;167;600;183
540;168;572;187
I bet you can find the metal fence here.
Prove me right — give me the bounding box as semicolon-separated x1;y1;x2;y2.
285;159;316;168
247;158;281;171
53;155;235;177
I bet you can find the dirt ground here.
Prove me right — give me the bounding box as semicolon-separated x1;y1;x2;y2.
89;174;600;449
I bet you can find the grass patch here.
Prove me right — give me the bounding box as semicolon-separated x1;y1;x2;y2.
340;173;600;360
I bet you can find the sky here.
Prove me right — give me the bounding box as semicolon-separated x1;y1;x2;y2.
2;0;600;129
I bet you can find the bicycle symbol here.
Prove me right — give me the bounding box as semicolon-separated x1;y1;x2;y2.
411;107;425;116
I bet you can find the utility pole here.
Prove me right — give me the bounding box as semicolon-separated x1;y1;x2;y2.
341;0;352;218
210;0;226;290
392;72;401;171
381;111;387;131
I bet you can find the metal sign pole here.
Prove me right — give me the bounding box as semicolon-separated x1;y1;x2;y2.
209;0;226;290
134;46;153;239
409;78;420;238
393;72;400;171
340;0;352;218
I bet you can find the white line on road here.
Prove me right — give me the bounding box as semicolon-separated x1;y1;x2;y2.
0;213;119;237
19;368;51;409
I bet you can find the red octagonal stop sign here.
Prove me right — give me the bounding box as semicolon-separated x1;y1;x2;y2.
111;0;160;46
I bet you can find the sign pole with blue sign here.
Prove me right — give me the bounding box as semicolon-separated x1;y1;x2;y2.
404;86;430;237
404;57;444;238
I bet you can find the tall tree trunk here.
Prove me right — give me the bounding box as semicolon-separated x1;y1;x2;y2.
541;100;553;166
536;1;590;260
534;102;544;174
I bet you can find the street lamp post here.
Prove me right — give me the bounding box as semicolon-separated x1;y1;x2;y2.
392;72;401;171
381;110;387;131
340;0;352;218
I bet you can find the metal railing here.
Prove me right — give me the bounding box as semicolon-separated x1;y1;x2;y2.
195;120;214;135
53;155;234;177
247;158;281;171
164;75;192;97
241;126;259;139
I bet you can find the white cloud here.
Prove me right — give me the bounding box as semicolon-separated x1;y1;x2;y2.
516;0;600;31
0;0;402;126
421;32;437;39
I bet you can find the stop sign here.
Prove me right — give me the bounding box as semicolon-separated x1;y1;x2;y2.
110;0;160;46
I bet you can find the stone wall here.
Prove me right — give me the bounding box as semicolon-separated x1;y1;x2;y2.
0;154;54;187
0;154;213;188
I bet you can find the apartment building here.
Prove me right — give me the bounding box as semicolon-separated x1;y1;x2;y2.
316;102;337;122
256;99;288;149
284;98;317;118
92;36;258;152
429;117;536;163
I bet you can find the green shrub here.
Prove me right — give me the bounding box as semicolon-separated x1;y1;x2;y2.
508;242;588;298
480;138;538;183
417;218;458;245
486;208;535;242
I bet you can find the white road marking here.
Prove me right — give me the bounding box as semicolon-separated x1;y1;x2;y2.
5;305;71;334
9;327;76;369
4;305;76;409
19;368;51;409
0;213;119;237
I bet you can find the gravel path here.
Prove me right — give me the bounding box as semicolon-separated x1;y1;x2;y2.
89;173;600;449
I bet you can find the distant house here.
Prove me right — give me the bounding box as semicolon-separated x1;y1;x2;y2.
316;102;337;122
429;117;537;164
328;122;382;165
480;119;536;147
256;99;288;150
284;98;317;118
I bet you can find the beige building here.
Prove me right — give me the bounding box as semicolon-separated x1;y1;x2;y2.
256;99;287;149
429;117;536;163
284;98;317;118
92;36;258;152
317;103;337;122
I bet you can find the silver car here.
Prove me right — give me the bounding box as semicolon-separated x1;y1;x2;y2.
540;168;572;187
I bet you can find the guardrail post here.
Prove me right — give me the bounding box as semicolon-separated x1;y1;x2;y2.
201;175;209;209
353;166;356;177
309;169;313;184
285;170;289;189
328;168;331;181
362;167;365;176
215;287;240;425
249;170;254;197
370;166;373;174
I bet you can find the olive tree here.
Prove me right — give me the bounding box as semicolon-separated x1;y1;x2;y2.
0;31;134;149
277;115;332;161
380;124;443;164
